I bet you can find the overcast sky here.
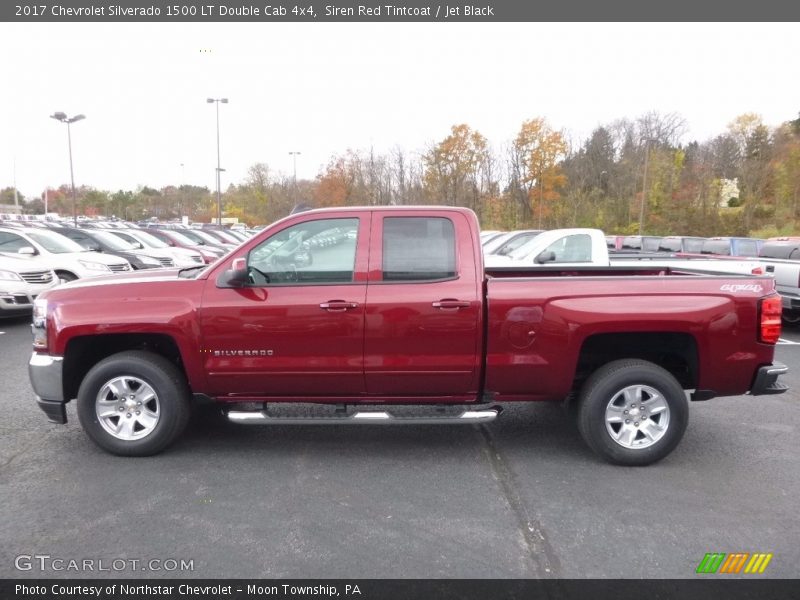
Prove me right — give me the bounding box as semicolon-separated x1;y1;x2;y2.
1;22;798;200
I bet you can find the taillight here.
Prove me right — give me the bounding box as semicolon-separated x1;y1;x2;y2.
751;267;763;275
759;295;782;344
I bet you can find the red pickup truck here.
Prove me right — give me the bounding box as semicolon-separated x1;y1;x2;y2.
29;207;788;465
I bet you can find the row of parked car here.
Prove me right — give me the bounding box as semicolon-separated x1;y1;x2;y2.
480;228;800;325
481;229;800;261
0;218;254;318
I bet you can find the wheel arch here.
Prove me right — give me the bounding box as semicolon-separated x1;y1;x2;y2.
63;333;187;402
54;270;79;281
575;332;699;391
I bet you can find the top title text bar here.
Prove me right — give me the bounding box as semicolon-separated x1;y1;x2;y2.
4;0;800;22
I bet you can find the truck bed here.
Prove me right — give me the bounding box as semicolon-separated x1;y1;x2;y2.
483;270;776;402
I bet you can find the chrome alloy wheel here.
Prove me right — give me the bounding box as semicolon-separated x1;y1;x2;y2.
604;384;670;449
95;376;160;441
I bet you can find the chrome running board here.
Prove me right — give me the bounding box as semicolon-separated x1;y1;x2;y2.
226;406;501;426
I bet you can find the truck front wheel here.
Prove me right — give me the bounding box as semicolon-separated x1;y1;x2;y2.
577;359;688;466
76;351;191;456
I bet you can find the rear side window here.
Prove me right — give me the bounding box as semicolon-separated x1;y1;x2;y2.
737;240;758;257
382;217;456;281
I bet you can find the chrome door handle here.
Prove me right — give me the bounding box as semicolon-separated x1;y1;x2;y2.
432;300;471;309
320;301;359;312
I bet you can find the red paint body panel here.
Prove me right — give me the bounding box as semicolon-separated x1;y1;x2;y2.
35;206;781;406
44;271;208;392
485;276;775;400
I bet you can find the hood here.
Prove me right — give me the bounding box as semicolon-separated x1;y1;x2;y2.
0;252;54;272
43;268;191;296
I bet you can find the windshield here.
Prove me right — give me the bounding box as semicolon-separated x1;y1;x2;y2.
27;230;86;254
207;229;240;244
163;230;198;246
128;230;170;248
181;230;215;245
86;230;138;251
507;235;545;260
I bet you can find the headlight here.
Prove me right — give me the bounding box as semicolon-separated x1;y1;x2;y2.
0;269;23;282
139;255;161;266
78;260;111;272
32;297;48;350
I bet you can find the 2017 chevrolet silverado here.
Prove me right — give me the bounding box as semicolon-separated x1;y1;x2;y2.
29;207;788;465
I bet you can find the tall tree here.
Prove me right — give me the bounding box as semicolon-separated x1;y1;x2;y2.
423;124;491;214
510;118;567;228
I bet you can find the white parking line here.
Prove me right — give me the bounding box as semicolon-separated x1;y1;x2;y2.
778;338;800;345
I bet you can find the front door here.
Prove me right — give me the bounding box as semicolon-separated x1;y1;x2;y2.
199;213;369;398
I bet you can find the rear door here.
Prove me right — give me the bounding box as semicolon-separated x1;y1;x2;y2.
363;211;482;398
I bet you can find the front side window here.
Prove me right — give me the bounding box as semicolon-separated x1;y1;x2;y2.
0;232;28;253
382;217;456;281
247;218;359;285
26;231;85;254
541;234;592;263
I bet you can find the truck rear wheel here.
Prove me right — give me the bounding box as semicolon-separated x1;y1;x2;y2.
577;359;688;466
76;351;190;456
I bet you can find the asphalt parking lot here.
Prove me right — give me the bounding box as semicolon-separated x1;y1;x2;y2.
1;315;798;579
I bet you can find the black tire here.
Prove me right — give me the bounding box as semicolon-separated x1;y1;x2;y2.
577;359;688;466
56;271;78;284
76;350;191;456
781;311;800;327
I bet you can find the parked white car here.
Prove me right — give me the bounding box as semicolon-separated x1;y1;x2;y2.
483;229;544;256
109;229;204;267
0;227;132;283
485;228;767;276
0;253;59;317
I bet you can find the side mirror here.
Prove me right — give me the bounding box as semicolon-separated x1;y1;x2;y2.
88;244;101;252
220;257;249;287
18;246;37;256
535;250;556;264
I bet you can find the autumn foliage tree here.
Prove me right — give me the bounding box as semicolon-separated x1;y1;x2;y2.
423;124;492;218
509;118;567;228
20;110;800;237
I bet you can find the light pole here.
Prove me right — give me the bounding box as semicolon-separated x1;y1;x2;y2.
289;151;301;201
207;98;228;225
50;112;85;226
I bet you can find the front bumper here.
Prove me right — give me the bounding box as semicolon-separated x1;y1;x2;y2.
29;353;67;424
750;362;789;396
0;291;34;314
